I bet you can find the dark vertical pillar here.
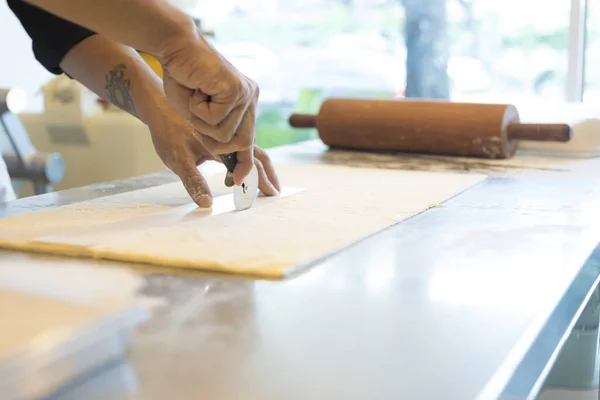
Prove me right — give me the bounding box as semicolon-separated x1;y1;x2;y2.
403;0;450;99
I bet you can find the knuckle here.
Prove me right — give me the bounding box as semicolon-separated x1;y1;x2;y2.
233;80;245;97
244;80;259;100
224;143;245;154
191;109;215;125
209;128;230;144
216;121;238;143
205;113;223;126
198;108;225;127
233;131;253;149
229;122;240;137
252;143;262;154
219;128;236;143
196;127;224;144
254;156;265;171
256;147;270;161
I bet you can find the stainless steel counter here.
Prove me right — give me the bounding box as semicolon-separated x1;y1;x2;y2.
2;141;600;400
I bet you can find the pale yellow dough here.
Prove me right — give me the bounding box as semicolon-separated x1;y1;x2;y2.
0;164;486;279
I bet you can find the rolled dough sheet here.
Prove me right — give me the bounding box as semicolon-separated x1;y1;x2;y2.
0;164;486;279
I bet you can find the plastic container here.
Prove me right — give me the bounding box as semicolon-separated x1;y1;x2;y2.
0;290;149;400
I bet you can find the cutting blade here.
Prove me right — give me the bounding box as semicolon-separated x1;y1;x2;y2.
233;164;259;212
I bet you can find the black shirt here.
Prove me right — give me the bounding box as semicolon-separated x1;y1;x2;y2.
7;0;96;74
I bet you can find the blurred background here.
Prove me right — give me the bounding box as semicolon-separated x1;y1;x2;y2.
0;0;598;148
0;0;598;191
186;0;598;148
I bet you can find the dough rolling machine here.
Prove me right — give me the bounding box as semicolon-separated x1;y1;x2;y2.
288;98;573;159
0;88;66;196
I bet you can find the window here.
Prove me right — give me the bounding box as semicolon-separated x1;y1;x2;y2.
584;0;599;103
2;0;583;136
188;1;581;147
446;0;570;103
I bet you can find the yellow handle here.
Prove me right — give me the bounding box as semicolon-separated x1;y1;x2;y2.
138;52;163;79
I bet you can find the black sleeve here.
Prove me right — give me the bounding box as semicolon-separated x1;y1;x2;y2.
7;0;97;75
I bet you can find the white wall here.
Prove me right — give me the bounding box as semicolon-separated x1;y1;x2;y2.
0;3;54;112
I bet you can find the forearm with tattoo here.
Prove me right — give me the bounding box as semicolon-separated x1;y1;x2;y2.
104;64;137;116
60;34;169;128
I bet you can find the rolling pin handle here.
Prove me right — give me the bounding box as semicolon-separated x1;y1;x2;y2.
289;114;318;128
507;123;573;143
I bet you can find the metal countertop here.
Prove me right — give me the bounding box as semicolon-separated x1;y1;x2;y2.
2;141;600;400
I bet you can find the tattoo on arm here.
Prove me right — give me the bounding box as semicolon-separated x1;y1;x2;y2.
104;64;137;115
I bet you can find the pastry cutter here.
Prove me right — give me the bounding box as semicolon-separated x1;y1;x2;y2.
220;153;258;212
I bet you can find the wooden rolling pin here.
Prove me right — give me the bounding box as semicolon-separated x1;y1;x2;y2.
289;98;572;159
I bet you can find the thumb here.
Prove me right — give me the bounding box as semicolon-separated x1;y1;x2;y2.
176;164;213;208
232;148;255;186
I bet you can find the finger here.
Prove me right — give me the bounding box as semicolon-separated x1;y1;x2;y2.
197;134;253;155
163;70;193;120
233;148;254;186
176;165;213;208
195;105;255;154
235;97;257;153
193;89;209;102
254;158;278;196
254;146;281;192
190;87;239;126
232;106;256;185
190;103;246;143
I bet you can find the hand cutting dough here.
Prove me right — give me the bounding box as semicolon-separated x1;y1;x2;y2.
0;164;486;279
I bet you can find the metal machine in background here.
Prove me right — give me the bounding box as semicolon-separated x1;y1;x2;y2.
15;75;165;199
0;88;65;196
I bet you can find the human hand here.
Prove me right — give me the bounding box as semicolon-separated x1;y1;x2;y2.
158;33;259;187
149;106;215;208
149;109;280;207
